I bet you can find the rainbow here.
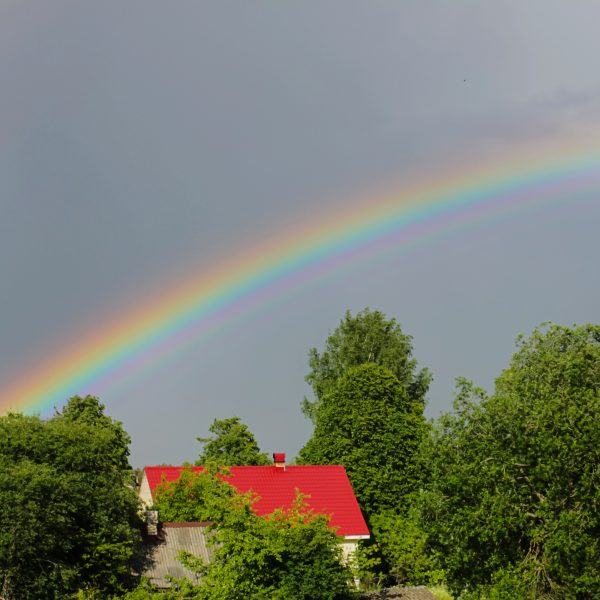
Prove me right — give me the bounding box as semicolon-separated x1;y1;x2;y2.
1;140;599;415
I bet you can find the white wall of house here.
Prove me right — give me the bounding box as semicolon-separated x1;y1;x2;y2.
341;535;369;560
341;537;369;587
138;473;153;508
341;539;359;564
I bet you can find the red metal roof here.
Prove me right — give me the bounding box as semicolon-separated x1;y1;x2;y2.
143;465;369;538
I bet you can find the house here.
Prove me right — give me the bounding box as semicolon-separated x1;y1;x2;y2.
139;453;370;564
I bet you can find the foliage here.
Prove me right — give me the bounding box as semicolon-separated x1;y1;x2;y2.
0;396;140;599
298;363;428;516
151;468;355;599
121;577;199;599
152;464;236;523
303;308;431;422
195;416;271;466
427;585;454;600
59;394;132;470
420;324;600;598
366;511;445;587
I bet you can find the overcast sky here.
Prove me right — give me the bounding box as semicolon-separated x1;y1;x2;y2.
1;2;599;466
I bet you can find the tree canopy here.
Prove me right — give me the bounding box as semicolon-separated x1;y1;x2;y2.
0;395;140;599
303;309;431;422
195;416;271;466
153;465;236;523
420;324;600;597
299;363;428;516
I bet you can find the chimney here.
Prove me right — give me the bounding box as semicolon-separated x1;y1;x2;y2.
273;453;286;471
145;510;158;536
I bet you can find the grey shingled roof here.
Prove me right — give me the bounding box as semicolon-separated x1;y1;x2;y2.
140;523;213;588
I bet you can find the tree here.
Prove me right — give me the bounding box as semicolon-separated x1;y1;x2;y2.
150;468;355;599
195;417;271;466
59;393;131;469
357;510;445;589
153;465;236;523
303;309;431;422
0;396;140;598
420;324;600;598
298;363;428;516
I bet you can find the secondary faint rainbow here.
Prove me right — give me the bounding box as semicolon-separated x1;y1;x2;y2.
1;140;599;415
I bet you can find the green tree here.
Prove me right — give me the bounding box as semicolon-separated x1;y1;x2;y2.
150;468;355;599
0;396;140;599
59;393;131;469
303;309;431;422
298;363;428;516
358;511;445;588
153;465;236;523
195;417;271;466
420;324;600;598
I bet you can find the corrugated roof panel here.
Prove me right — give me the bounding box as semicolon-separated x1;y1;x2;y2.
141;524;212;588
